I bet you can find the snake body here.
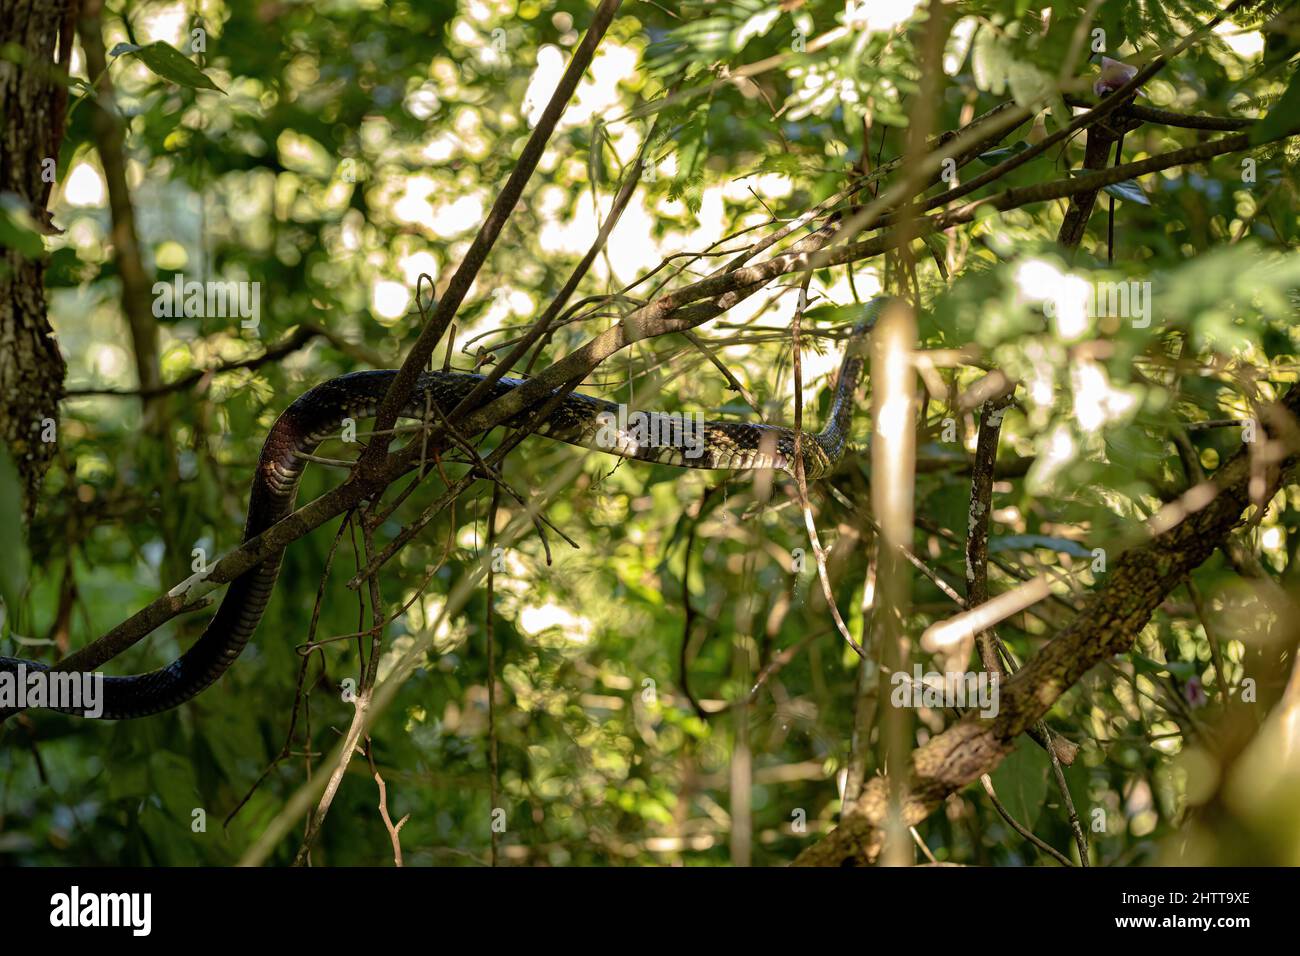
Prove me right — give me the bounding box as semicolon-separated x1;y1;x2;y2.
1;303;880;720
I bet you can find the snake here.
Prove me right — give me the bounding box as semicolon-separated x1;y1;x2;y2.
0;299;886;720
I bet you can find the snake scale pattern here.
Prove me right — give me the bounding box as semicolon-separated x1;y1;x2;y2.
0;300;884;720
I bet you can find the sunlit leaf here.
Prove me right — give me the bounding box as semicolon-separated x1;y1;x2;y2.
1252;68;1300;145
114;40;225;93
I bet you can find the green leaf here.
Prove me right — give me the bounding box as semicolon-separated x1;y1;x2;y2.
0;445;30;625
1130;653;1166;676
1252;70;1300;145
1165;660;1198;681
972;24;1010;95
665;104;708;215
44;247;97;287
989;739;1051;835
1101;178;1151;205
1103;426;1165;472
1007;62;1054;108
734;8;780;51
0;41;28;65
588;119;607;188
1130;652;1194;680
116;40;225;94
1066;168;1150;205
977;141;1031;166
0;193;44;259
989;534;1093;557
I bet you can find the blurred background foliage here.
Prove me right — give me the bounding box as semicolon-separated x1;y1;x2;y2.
2;0;1299;866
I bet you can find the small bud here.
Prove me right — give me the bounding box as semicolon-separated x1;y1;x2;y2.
1094;56;1138;98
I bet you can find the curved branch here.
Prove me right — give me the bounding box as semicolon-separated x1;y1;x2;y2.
358;0;624;477
64;325;325;398
793;386;1300;866
17;91;1296;719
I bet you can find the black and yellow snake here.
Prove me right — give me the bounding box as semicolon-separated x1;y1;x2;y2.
1;299;884;720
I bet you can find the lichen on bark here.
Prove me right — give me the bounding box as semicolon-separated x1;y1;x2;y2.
0;0;74;518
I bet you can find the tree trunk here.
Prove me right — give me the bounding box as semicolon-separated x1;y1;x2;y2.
79;0;165;421
0;0;75;517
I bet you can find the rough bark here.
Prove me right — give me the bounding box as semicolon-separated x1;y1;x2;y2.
0;0;74;516
965;394;1014;675
793;385;1300;865
1056;123;1122;251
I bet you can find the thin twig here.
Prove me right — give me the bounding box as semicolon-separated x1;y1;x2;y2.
485;484;502;867
980;774;1075;867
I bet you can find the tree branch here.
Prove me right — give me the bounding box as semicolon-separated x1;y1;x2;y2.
793;385;1300;865
14;78;1294;725
357;0;623;477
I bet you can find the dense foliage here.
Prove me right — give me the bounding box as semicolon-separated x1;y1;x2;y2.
2;0;1299;867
